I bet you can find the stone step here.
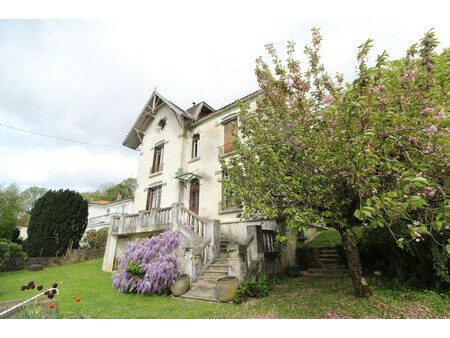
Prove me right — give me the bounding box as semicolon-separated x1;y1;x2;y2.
319;263;340;269
320;248;337;253
202;270;228;277
307;268;349;276
319;254;338;259
178;289;220;303
208;263;229;268
190;281;216;292
318;258;338;264
198;276;224;283
205;266;228;273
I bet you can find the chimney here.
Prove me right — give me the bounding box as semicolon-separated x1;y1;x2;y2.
116;193;122;201
192;102;196;106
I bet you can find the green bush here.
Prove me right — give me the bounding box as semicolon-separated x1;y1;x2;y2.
234;278;270;304
358;225;450;291
125;261;145;279
81;227;108;249
26;189;88;257
0;239;26;266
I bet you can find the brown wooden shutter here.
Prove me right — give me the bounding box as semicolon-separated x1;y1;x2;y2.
224;119;237;153
151;147;157;173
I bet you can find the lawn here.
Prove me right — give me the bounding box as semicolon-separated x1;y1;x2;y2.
0;258;448;319
304;227;365;247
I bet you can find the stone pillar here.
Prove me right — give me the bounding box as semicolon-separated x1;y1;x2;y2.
246;224;265;277
102;222;118;272
205;219;220;260
137;210;145;232
170;203;180;231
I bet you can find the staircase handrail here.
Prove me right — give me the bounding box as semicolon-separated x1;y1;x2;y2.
178;205;208;224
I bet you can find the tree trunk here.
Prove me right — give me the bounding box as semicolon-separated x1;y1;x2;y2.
341;230;372;298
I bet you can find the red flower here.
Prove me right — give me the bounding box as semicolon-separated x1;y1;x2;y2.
75;294;81;302
49;303;55;309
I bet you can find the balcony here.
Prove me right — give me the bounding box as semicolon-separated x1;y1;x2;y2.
218;142;236;157
110;203;211;237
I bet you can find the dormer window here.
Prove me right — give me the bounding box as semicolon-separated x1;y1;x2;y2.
157;118;167;130
192;134;200;158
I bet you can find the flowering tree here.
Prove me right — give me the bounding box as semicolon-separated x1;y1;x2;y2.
111;230;182;294
222;28;448;297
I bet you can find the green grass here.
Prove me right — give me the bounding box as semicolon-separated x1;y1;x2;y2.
1;259;448;318
304;227;365;247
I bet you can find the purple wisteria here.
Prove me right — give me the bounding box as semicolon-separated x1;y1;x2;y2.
111;230;183;295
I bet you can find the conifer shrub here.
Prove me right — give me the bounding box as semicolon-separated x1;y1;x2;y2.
111;230;183;295
25;189;88;257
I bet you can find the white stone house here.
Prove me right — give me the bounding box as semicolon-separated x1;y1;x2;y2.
86;196;134;232
102;90;295;300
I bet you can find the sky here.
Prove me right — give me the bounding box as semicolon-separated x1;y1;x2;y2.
0;0;448;193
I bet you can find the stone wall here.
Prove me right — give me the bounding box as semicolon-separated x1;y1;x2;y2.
0;248;105;272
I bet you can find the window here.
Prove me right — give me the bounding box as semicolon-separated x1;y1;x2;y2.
151;145;164;173
222;170;240;210
222;118;238;155
106;208;110;215
189;179;200;214
192;134;200;158
157;118;166;130
146;186;162;211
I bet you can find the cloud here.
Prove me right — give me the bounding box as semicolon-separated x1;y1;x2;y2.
0;7;448;191
0;144;137;191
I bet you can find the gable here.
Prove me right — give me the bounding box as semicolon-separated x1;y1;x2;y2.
123;91;194;150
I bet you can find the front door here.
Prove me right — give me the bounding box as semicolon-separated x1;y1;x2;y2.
189;179;200;215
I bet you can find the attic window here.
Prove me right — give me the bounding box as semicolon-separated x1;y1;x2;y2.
157;118;167;130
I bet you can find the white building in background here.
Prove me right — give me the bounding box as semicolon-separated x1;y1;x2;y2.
87;196;134;232
16;218;29;240
102;90;295;301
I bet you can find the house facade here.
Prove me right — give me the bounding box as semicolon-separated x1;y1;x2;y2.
87;197;134;232
102;90;295;301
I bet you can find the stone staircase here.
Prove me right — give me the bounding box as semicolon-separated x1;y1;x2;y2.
178;237;231;302
307;247;349;277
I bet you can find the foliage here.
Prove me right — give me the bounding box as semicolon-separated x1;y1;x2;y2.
81;227;108;249
234;278;270;304
359;224;450;291
18;302;64;319
111;230;183;295
125;261;145;279
221;28;449;294
82;178;137;202
20;186;48;215
0;258;448;318
25;189;88;257
0;183;24;241
0;238;26;266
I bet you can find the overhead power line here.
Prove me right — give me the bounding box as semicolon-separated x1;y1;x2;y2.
0;122;124;149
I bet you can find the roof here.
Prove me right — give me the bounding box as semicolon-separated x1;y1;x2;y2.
192;90;261;125
185;101;215;119
89;196;134;206
90;201;110;205
123;89;260;150
17;218;29;227
123;90;199;150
